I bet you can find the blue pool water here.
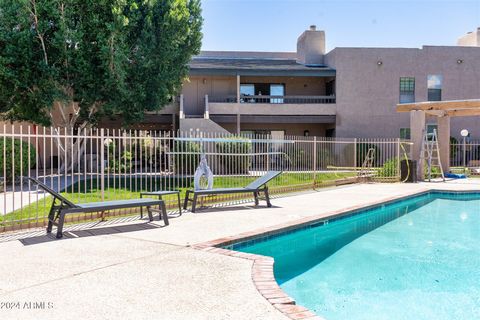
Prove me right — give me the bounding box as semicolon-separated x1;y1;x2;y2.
232;192;480;320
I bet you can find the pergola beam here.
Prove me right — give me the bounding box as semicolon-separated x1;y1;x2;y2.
397;99;480;112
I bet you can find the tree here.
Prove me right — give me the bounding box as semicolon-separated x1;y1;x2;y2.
0;0;202;171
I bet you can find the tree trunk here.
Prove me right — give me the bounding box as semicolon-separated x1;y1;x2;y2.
50;101;93;173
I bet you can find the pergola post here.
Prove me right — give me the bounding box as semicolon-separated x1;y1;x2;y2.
410;110;425;180
437;116;451;172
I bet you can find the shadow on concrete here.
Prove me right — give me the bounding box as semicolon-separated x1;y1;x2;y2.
19;222;166;246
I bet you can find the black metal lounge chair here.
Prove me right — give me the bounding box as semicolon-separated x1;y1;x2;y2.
183;171;282;213
28;177;169;239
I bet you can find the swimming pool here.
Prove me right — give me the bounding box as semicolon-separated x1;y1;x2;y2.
230;191;480;320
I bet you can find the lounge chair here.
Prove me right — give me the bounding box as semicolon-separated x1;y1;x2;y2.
183;171;282;213
28;177;169;239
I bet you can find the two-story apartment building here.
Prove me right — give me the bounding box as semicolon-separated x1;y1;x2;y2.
101;26;480;140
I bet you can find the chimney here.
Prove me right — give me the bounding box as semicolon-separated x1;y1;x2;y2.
457;27;480;46
297;26;325;65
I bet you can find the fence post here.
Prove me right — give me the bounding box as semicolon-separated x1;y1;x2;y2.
353;138;357;169
313;136;317;188
397;138;401;181
100;128;105;202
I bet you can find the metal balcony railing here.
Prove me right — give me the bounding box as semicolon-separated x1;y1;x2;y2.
209;95;336;104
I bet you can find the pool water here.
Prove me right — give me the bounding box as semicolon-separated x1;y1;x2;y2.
233;192;480;320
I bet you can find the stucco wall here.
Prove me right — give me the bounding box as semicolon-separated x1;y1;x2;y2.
220;123;331;137
326;46;480;139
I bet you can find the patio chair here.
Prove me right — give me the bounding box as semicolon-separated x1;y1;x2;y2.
28;177;169;239
183;171;282;213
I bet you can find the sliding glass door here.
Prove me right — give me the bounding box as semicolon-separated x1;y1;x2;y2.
270;84;284;103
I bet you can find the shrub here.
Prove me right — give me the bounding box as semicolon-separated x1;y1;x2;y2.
173;141;201;175
216;137;252;174
105;142;133;173
0;138;36;183
378;158;398;177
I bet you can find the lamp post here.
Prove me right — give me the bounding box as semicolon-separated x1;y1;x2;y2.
461;129;469;168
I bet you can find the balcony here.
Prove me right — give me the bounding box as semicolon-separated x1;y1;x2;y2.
209;95;335;104
207;94;336;117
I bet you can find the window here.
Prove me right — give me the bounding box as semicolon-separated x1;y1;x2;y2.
427;75;442;101
240;84;254;96
270;84;285;103
399;77;415;103
240;84;255;103
400;128;411;140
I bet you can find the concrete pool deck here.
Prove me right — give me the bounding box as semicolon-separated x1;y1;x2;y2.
1;180;479;320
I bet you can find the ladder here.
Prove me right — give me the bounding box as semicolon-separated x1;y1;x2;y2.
420;129;445;182
358;148;376;182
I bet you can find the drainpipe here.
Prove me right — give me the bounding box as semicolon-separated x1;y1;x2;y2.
204;94;209;119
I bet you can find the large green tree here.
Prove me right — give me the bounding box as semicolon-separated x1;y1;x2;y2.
0;0;202;170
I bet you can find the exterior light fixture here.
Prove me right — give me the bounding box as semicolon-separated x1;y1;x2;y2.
304;130;310;137
377;60;383;66
461;129;469;168
457;59;464;64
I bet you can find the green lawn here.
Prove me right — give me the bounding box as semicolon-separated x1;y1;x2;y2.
1;172;355;227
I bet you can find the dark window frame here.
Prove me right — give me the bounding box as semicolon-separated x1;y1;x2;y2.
399;77;415;103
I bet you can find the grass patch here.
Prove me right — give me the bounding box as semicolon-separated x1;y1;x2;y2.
1;172;355;227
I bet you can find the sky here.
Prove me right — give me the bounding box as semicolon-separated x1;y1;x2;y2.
200;0;480;52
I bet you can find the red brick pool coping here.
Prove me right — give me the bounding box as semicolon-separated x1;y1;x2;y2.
192;188;434;320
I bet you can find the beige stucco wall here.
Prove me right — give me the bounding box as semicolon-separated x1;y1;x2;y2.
182;76;237;115
209;102;335;116
220;123;331;137
326;46;480;139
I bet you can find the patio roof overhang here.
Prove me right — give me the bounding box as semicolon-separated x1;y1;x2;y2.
189;68;336;77
188;57;336;77
396;99;480;117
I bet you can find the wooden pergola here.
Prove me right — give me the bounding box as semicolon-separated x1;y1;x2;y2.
396;99;480;177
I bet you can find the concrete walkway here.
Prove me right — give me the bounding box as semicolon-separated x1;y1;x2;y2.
1;180;479;320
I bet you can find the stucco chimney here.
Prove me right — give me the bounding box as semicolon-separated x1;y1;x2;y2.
297;26;325;65
457;27;480;46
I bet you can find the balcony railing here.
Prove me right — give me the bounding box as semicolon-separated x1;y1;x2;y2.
209;95;336;104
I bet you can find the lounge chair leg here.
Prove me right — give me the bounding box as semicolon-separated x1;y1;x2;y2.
177;193;182;215
46;203;56;233
160;201;169;226
192;194;198;213
146;206;154;222
183;190;190;210
253;192;259;206
264;187;272;207
56;211;66;239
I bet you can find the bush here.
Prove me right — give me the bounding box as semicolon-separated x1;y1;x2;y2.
105;142;133;173
378;158;398;177
0;138;36;183
173;141;201;175
216;137;252;174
